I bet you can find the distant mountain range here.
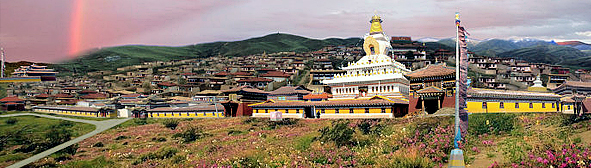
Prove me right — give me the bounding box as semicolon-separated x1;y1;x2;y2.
54;33;362;73
423;37;591;70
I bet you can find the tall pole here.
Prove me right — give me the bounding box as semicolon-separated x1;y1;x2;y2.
1;48;4;78
454;12;461;149
448;12;466;168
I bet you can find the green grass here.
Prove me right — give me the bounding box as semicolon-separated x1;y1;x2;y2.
0;116;95;139
60;156;120;168
0;116;95;167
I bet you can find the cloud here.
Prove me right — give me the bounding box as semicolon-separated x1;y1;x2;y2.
2;0;591;62
576;31;591;37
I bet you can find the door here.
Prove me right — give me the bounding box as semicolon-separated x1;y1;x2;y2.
304;107;314;118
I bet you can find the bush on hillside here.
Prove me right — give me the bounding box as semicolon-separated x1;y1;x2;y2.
319;120;355;147
469;113;516;135
163;119;179;130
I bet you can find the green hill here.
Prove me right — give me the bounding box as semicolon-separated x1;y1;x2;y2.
496;45;591;70
53;33;361;73
471;39;519;56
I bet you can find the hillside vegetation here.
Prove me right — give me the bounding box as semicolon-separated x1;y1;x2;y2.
53;33;361;73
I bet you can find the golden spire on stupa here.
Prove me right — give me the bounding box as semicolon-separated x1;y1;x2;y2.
369;11;383;34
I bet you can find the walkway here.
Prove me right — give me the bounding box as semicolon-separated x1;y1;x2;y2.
0;113;130;168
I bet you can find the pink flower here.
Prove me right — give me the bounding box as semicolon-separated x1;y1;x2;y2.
547;150;555;161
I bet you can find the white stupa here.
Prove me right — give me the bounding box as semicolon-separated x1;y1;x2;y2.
323;14;410;99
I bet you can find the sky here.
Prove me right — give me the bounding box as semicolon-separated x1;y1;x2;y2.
1;0;590;62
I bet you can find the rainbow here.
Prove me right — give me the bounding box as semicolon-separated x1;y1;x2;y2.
68;0;84;56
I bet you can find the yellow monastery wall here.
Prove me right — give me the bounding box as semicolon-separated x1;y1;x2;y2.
148;112;224;118
466;101;558;113
33;108;114;118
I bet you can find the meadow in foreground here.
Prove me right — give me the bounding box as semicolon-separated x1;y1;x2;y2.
24;113;591;168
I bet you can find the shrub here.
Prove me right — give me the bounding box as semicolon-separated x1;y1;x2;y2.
469;113;516;135
134;118;148;125
114;135;128;140
264;119;298;130
227;130;244;136
319;120;355;147
500;137;531;163
5;118;17;125
58;144;79;155
163;119;179;130
151;137;167;142
93;142;104;147
173;126;209;143
133;147;179;165
357;119;383;135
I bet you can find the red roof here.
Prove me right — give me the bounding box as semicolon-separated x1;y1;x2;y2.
214;72;230;76
416;86;444;93
157;82;177;87
122;94;141;98
405;64;455;79
303;93;333;99
257;68;276;71
312;51;328;54
4;102;23;105
54;94;75;98
181;72;197;76
231;71;253;76
222;85;269;94
237;77;273;83
79;90;98;94
268;86;311;95
260;71;291;78
80;93;108;99
0;96;24;102
35;94;53;99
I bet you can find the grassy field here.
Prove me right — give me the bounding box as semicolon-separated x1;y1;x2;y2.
0;116;95;167
22;113;591;167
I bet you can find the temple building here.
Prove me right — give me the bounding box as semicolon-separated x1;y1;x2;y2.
466;88;561;113
323;14;411;99
250;14;410;118
405;64;456;114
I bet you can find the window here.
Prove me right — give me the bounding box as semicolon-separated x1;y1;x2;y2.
365;108;370;113
529;103;533;108
552;103;555;108
542;103;546;108
568;105;571;110
336;109;340;114
321;109;325;114
515;103;520;109
265;109;268;113
482;102;487;109
500;102;504;109
381;108;386;113
296;109;299;114
349;108;354;114
285;109;288;113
